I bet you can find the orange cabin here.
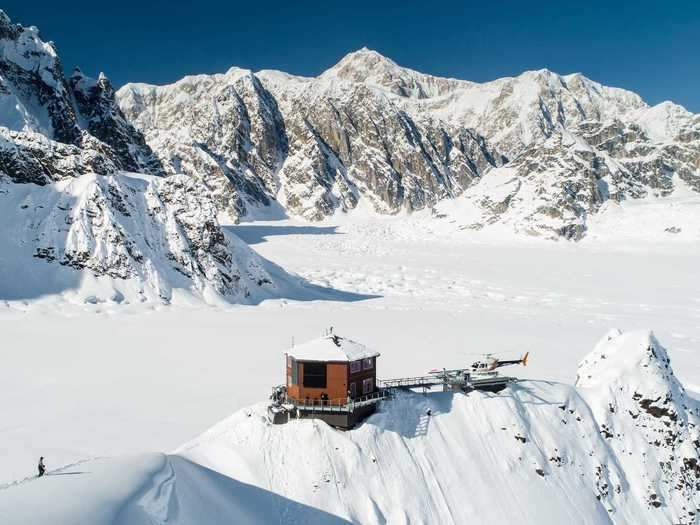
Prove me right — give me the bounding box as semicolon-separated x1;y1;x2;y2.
285;334;380;404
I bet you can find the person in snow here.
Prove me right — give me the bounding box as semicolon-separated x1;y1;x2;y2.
38;457;46;477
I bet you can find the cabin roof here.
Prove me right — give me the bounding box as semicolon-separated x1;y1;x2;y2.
286;335;380;362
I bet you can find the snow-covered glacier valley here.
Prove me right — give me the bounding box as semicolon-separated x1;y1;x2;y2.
2;215;700;523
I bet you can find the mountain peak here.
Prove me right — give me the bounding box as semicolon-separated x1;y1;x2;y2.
322;47;401;80
320;48;466;100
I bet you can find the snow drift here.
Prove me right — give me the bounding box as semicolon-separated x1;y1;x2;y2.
2;330;697;524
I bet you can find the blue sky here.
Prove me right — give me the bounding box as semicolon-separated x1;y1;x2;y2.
3;1;699;111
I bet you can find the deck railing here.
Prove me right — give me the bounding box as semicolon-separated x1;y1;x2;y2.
284;389;392;413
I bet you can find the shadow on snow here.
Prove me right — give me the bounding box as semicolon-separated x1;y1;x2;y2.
229;223;342;246
116;455;352;525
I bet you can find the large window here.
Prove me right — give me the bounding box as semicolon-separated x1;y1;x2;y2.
303;362;327;388
362;377;374;394
350;360;361;373
363;358;374;370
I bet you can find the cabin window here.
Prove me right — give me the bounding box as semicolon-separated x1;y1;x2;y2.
303;362;327;388
349;382;356;398
362;358;373;370
350;360;361;373
362;377;373;394
289;357;298;385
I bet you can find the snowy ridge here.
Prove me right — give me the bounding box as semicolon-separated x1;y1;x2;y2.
577;330;700;518
0;172;281;304
0;10;306;305
2;330;696;524
174;331;699;523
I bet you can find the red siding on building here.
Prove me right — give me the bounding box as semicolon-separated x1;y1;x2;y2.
286;359;350;403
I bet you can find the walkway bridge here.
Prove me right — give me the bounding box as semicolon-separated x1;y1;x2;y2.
378;375;444;390
379;372;516;393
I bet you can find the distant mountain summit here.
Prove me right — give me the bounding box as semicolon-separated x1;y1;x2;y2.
118;48;700;239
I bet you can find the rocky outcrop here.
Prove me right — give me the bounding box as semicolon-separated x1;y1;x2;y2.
456;130;649;239
0;129;119;185
577;329;700;523
0;10;162;184
18;172;277;303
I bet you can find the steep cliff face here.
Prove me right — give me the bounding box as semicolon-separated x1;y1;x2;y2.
454;130;648;239
267;79;505;220
0;10;162;184
119;48;699;238
117;69;282;218
118;52;506;222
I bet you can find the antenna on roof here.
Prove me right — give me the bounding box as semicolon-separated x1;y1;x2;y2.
330;326;333;334
291;336;295;348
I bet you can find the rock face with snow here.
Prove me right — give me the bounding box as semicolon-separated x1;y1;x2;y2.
0;10;162;185
118;57;505;221
0;172;277;304
577;329;700;522
119;48;700;237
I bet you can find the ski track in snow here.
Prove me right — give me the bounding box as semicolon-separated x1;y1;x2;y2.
0;457;99;491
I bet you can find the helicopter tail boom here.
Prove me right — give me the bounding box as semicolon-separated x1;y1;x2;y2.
495;352;529;368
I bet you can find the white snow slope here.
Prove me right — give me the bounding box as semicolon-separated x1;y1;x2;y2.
0;173;350;305
1;330;698;524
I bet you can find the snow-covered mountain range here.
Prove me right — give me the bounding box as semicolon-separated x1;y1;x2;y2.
3;330;698;524
118;48;700;239
0;11;293;304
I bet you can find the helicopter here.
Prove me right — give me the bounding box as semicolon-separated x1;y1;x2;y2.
470;352;529;373
427;352;529;378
